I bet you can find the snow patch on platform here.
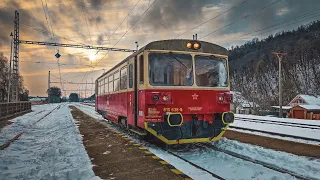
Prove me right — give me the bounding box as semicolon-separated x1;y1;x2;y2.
0;104;99;180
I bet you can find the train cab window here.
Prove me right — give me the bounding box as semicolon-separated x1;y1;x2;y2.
148;53;193;86
120;67;127;90
129;64;133;88
194;55;228;87
139;55;144;84
108;75;113;92
114;71;120;91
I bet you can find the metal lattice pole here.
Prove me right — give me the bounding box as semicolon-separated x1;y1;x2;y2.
12;10;19;102
7;33;13;102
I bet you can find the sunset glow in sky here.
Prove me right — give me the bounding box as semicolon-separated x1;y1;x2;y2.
0;0;319;96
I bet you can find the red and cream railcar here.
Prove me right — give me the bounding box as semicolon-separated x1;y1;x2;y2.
95;39;234;144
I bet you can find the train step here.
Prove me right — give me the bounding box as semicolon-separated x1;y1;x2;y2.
129;128;147;136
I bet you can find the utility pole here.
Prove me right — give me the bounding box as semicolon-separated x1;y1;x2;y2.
7;32;13;102
91;78;94;96
272;52;287;118
85;81;87;99
48;71;51;90
48;71;51;103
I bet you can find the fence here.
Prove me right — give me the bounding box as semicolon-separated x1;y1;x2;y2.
0;102;32;120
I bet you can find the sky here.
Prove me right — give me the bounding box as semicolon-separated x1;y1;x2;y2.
0;0;319;97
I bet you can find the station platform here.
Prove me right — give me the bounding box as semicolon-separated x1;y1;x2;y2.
70;106;190;180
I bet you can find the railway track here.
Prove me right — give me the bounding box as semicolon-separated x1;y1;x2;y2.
194;143;317;180
162;147;225;180
235;117;320;130
0;105;60;150
229;125;320;143
78;105;319;179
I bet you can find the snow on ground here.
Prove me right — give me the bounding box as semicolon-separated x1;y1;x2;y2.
236;114;320;126
0;103;100;180
229;128;320;145
214;138;320;179
0;104;59;145
232;117;320;141
73;103;102;120
75;104;320;180
148;147;295;180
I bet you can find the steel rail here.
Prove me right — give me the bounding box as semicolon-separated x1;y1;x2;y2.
235;117;320;129
195;143;317;180
161;148;225;180
229;126;320;143
0;105;60;150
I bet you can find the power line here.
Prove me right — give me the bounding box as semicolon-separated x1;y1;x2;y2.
76;0;157;88
80;0;94;45
43;0;65;96
44;0;57;50
175;0;250;38
20;60;94;67
18;40;136;52
20;23;87;45
94;0;142;56
223;9;320;44
200;0;282;40
103;0;142;45
95;0;157;67
230;28;320;57
63;69;105;79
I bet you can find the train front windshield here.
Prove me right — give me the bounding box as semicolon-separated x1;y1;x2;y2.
194;55;228;88
148;52;228;88
148;53;193;86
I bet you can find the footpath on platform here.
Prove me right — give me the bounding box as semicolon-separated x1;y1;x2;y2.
69;106;186;180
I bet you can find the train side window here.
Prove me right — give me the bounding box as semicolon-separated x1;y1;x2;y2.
114;71;120;91
129;64;133;88
139;55;144;84
98;81;100;95
120;66;127;90
99;80;102;95
104;78;108;93
109;75;113;92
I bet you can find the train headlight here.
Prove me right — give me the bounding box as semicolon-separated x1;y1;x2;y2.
193;42;200;50
162;95;170;102
187;41;201;50
187;42;192;48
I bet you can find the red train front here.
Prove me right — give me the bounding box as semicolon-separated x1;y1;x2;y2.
96;39;234;144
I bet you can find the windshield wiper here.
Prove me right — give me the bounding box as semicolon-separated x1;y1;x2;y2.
168;52;188;69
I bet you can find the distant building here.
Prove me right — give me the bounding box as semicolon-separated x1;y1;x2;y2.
230;91;259;114
287;95;320;120
288;94;320;106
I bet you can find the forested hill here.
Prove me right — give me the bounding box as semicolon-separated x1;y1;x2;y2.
228;21;320;110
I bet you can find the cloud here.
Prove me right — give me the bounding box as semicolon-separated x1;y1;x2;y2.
96;34;104;45
130;0;216;32
0;1;50;43
276;8;289;16
90;0;103;10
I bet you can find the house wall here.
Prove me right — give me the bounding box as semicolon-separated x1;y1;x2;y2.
289;106;320;120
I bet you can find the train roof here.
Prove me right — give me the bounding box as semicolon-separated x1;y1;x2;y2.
97;39;227;80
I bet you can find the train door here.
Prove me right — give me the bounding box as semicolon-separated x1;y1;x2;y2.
127;53;144;128
127;57;137;126
137;53;145;128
